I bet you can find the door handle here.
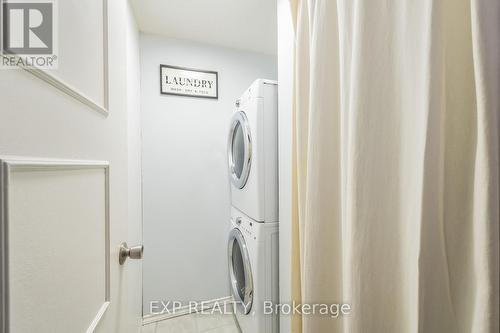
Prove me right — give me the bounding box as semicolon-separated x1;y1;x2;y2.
119;242;144;265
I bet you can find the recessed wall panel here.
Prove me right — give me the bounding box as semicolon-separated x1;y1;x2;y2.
52;0;106;107
0;160;110;333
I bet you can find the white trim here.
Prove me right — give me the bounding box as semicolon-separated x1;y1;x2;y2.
1;0;109;115
277;1;294;333
0;156;111;333
142;296;233;326
85;302;110;333
102;0;109;110
22;66;108;116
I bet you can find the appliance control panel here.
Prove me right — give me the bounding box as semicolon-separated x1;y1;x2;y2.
235;217;253;238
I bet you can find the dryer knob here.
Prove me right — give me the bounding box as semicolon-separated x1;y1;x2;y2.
235;217;242;225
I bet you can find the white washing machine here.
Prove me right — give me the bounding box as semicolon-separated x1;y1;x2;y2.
228;206;279;333
228;79;278;223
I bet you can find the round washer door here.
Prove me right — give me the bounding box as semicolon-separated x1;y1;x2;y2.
228;227;253;314
228;111;252;189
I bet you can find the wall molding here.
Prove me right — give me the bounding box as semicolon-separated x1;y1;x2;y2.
142;296;233;325
1;0;109;116
22;65;108;115
0;157;110;333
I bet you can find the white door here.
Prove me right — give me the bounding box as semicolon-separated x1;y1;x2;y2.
0;0;142;332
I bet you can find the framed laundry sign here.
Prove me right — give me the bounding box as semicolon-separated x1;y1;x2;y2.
160;64;218;99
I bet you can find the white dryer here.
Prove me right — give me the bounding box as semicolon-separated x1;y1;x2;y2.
228;79;278;223
228;206;279;333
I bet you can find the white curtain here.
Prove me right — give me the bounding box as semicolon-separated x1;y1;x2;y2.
291;0;500;332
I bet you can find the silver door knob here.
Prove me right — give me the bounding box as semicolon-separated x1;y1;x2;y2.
119;242;144;265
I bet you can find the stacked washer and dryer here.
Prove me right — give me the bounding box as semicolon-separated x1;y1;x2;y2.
227;79;279;333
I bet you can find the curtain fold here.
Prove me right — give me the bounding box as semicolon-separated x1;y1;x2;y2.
290;0;500;332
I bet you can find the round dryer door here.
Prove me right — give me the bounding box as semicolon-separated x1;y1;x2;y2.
228;111;252;189
228;227;253;314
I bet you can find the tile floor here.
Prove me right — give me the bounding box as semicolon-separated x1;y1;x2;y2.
142;313;240;333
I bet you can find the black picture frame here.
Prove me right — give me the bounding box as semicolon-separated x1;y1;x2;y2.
160;64;219;99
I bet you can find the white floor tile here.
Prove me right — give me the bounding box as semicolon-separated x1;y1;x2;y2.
200;324;240;333
141;323;157;333
195;313;236;332
156;315;197;333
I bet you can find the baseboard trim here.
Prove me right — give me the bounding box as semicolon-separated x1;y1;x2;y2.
142;296;233;325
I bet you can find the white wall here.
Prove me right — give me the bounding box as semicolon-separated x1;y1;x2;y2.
125;1;143;330
278;0;294;332
140;34;277;314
